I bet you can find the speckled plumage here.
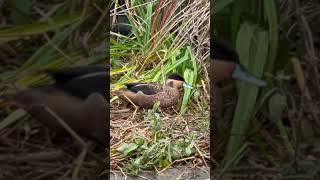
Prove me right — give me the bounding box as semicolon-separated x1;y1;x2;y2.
128;86;180;108
115;74;185;109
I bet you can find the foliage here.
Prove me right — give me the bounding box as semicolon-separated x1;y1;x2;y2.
213;0;320;179
116;107;196;175
110;0;209;113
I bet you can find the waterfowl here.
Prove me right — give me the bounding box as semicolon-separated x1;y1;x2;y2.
115;73;192;109
46;65;109;100
6;65;109;146
211;39;266;86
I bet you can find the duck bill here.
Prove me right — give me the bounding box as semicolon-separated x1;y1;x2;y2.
232;64;267;87
183;83;193;89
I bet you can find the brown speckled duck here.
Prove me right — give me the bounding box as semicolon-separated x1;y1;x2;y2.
4;65;109;146
115;73;192;109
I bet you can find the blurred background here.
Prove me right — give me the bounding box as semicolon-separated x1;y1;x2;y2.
0;1;108;179
212;0;320;179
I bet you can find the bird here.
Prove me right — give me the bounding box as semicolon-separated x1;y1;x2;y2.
115;73;192;109
5;65;109;146
211;39;266;86
210;40;267;125
45;65;109;100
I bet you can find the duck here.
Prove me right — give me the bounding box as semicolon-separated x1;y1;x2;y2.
115;73;192;109
5;65;109;146
211;39;266;86
46;65;109;100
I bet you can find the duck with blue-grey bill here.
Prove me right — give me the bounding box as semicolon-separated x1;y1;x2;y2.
211;39;266;86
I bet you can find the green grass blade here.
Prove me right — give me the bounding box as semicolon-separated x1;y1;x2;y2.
263;0;279;74
0;13;82;43
225;25;269;162
0;109;27;130
213;0;235;14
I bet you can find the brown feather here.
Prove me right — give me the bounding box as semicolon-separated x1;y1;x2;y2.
115;85;181;108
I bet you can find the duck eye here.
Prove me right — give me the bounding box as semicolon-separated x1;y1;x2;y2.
168;81;174;87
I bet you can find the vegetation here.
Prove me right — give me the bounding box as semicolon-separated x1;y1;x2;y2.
110;0;210;175
116;106;196;175
0;1;108;179
0;0;318;179
213;0;320;179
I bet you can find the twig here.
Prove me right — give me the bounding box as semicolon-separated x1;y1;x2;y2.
119;166;127;180
0;150;64;163
111;109;131;113
33;165;66;180
43;106;87;147
195;144;208;167
71;147;88;180
43;106;91;179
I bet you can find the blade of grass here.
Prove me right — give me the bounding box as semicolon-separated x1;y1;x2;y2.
225;24;269;162
0;109;27;130
0;13;82;43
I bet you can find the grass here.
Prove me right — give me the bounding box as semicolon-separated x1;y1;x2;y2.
212;0;320;179
116;107;196;175
0;1;108;179
110;0;210;176
225;24;269;161
1;0;318;179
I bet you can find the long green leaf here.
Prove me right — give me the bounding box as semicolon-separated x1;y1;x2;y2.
0;13;82;43
225;24;269;162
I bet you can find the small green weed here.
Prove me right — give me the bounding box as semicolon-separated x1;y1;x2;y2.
116;105;196;175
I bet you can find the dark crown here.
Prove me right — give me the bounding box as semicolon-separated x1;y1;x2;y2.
167;73;185;82
210;39;240;63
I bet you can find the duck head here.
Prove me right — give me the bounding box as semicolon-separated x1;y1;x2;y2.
211;40;266;87
166;73;193;89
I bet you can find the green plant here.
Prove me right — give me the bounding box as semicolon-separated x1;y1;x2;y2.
110;0;209;176
111;0;209;113
0;0;108;137
116;107;196;175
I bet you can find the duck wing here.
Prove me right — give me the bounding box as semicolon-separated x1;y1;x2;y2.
125;83;162;95
58;72;109;100
46;65;109;83
46;65;109;100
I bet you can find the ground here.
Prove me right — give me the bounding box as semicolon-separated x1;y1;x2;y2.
110;89;210;177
